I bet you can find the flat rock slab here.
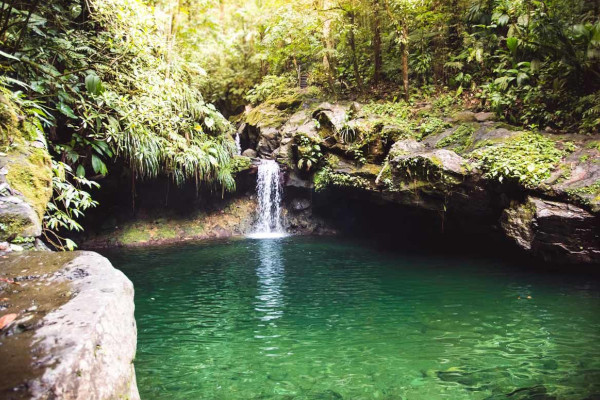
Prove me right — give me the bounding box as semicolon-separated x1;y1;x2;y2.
0;251;139;400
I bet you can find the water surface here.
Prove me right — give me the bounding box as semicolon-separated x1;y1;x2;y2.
105;237;600;400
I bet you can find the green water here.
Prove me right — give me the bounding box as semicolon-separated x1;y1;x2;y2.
106;237;600;400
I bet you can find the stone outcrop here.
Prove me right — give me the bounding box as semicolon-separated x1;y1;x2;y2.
502;197;600;264
241;99;600;264
0;251;139;400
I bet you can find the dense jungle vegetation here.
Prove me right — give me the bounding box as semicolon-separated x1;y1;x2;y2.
0;0;598;248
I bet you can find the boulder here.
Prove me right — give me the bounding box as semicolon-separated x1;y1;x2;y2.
273;137;295;168
313;103;348;133
257;127;281;158
0;195;42;240
452;111;477;122
474;112;495;122
290;197;311;211
389;139;426;157
0;251;139;400
242;149;258;158
501;197;600;264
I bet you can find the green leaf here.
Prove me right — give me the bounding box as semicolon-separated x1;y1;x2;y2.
0;50;20;61
506;37;518;54
76;165;85;178
58;102;77;119
91;154;107;175
85;74;103;95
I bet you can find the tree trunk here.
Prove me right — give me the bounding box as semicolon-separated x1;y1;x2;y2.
373;0;382;84
401;21;409;101
349;12;363;90
447;0;460;51
13;0;40;53
322;17;337;95
165;0;181;81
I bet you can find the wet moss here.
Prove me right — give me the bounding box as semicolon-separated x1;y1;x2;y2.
0;94;19;146
119;225;152;245
232;156;252;173
5;149;53;219
245;104;287;128
0;214;29;241
265;93;303;110
436;124;477;153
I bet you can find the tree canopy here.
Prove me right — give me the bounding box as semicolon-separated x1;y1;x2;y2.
0;0;598;248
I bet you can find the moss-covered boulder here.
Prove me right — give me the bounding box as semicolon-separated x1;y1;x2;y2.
0;196;42;241
0;97;53;242
3;148;52;219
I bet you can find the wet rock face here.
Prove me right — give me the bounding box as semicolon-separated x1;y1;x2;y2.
502;197;600;264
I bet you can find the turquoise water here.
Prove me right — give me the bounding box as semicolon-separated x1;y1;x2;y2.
106;237;600;400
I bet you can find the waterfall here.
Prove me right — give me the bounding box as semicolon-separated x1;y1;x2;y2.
235;132;242;155
249;159;286;239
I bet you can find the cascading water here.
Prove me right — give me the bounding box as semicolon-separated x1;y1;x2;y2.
249;159;287;239
235;132;242;155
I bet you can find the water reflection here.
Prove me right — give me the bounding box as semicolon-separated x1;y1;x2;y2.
255;239;285;324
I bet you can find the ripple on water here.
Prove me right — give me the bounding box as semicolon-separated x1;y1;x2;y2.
104;237;600;400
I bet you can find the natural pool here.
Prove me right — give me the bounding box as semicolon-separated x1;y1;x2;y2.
104;237;600;400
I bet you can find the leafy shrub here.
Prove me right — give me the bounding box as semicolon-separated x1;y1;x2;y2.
44;161;99;250
419;117;450;139
297;135;323;171
245;75;296;105
472;132;565;187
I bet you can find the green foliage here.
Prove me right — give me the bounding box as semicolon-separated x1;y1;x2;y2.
314;166;369;192
297;135;323;171
419;117;450;139
472;133;565;187
0;0;240;249
44;161;99;250
362;101;412;120
339;120;358;144
436;124;476;153
246;75;296;105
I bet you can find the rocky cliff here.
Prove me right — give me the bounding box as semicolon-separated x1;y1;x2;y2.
237;97;600;264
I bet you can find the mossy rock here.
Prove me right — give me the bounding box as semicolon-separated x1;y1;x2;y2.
0;95;20;146
119;224;152;245
5;148;53;219
265;92;303;111
232;156;252;173
245;103;288;128
390;149;467;188
0;196;42;241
